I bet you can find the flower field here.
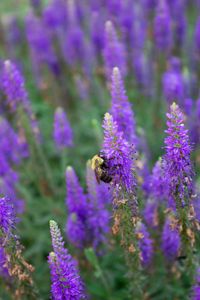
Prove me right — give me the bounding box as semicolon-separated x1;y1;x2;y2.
1;1;200;299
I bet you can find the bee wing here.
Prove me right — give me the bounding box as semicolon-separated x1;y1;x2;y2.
94;169;101;184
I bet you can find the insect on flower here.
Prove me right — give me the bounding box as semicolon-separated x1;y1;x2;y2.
91;154;112;184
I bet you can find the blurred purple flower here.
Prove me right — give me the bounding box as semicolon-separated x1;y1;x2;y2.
2;61;29;112
153;0;173;54
137;223;153;266
53;107;73;150
110;67;137;144
184;98;194;116
90;11;105;55
1;61;40;141
65;165;110;250
0;247;9;278
86;163;110;249
171;0;187;47
0;117;28;164
149;159;167;202
161;217;181;260
65;166;88;248
162;59;185;105
25;13;59;75
43;0;67;29
30;0;41;9
143;200;158;228
103;20;126;79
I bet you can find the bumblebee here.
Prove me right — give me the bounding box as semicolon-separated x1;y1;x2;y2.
91;154;112;184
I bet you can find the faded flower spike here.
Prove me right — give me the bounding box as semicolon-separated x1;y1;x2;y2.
111;67;137;145
102;112;136;192
49;220;86;299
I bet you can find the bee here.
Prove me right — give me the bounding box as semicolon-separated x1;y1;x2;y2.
91;154;112;184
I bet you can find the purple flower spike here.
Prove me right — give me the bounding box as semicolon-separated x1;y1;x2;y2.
111;67;137;145
164;103;193;208
65;167;88;248
153;0;173;54
143;200;158;228
2;60;29;112
0;247;9;278
161;217;181;260
86;163;110;249
149;159;167;202
171;0;187;47
103;20;126;79
0;197;15;236
137;223;153;266
53;107;73;150
25;13;58;74
102;113;135;192
49;220;85;300
1;60;40;141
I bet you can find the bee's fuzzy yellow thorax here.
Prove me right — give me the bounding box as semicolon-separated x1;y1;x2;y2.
91;155;104;170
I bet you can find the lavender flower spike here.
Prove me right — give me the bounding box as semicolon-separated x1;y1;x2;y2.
103;21;126;79
102;113;135;191
53;107;73;150
48;220;85;300
111;67;137;144
164;102;193;208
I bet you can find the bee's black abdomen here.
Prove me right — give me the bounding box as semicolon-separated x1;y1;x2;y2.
100;171;112;183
